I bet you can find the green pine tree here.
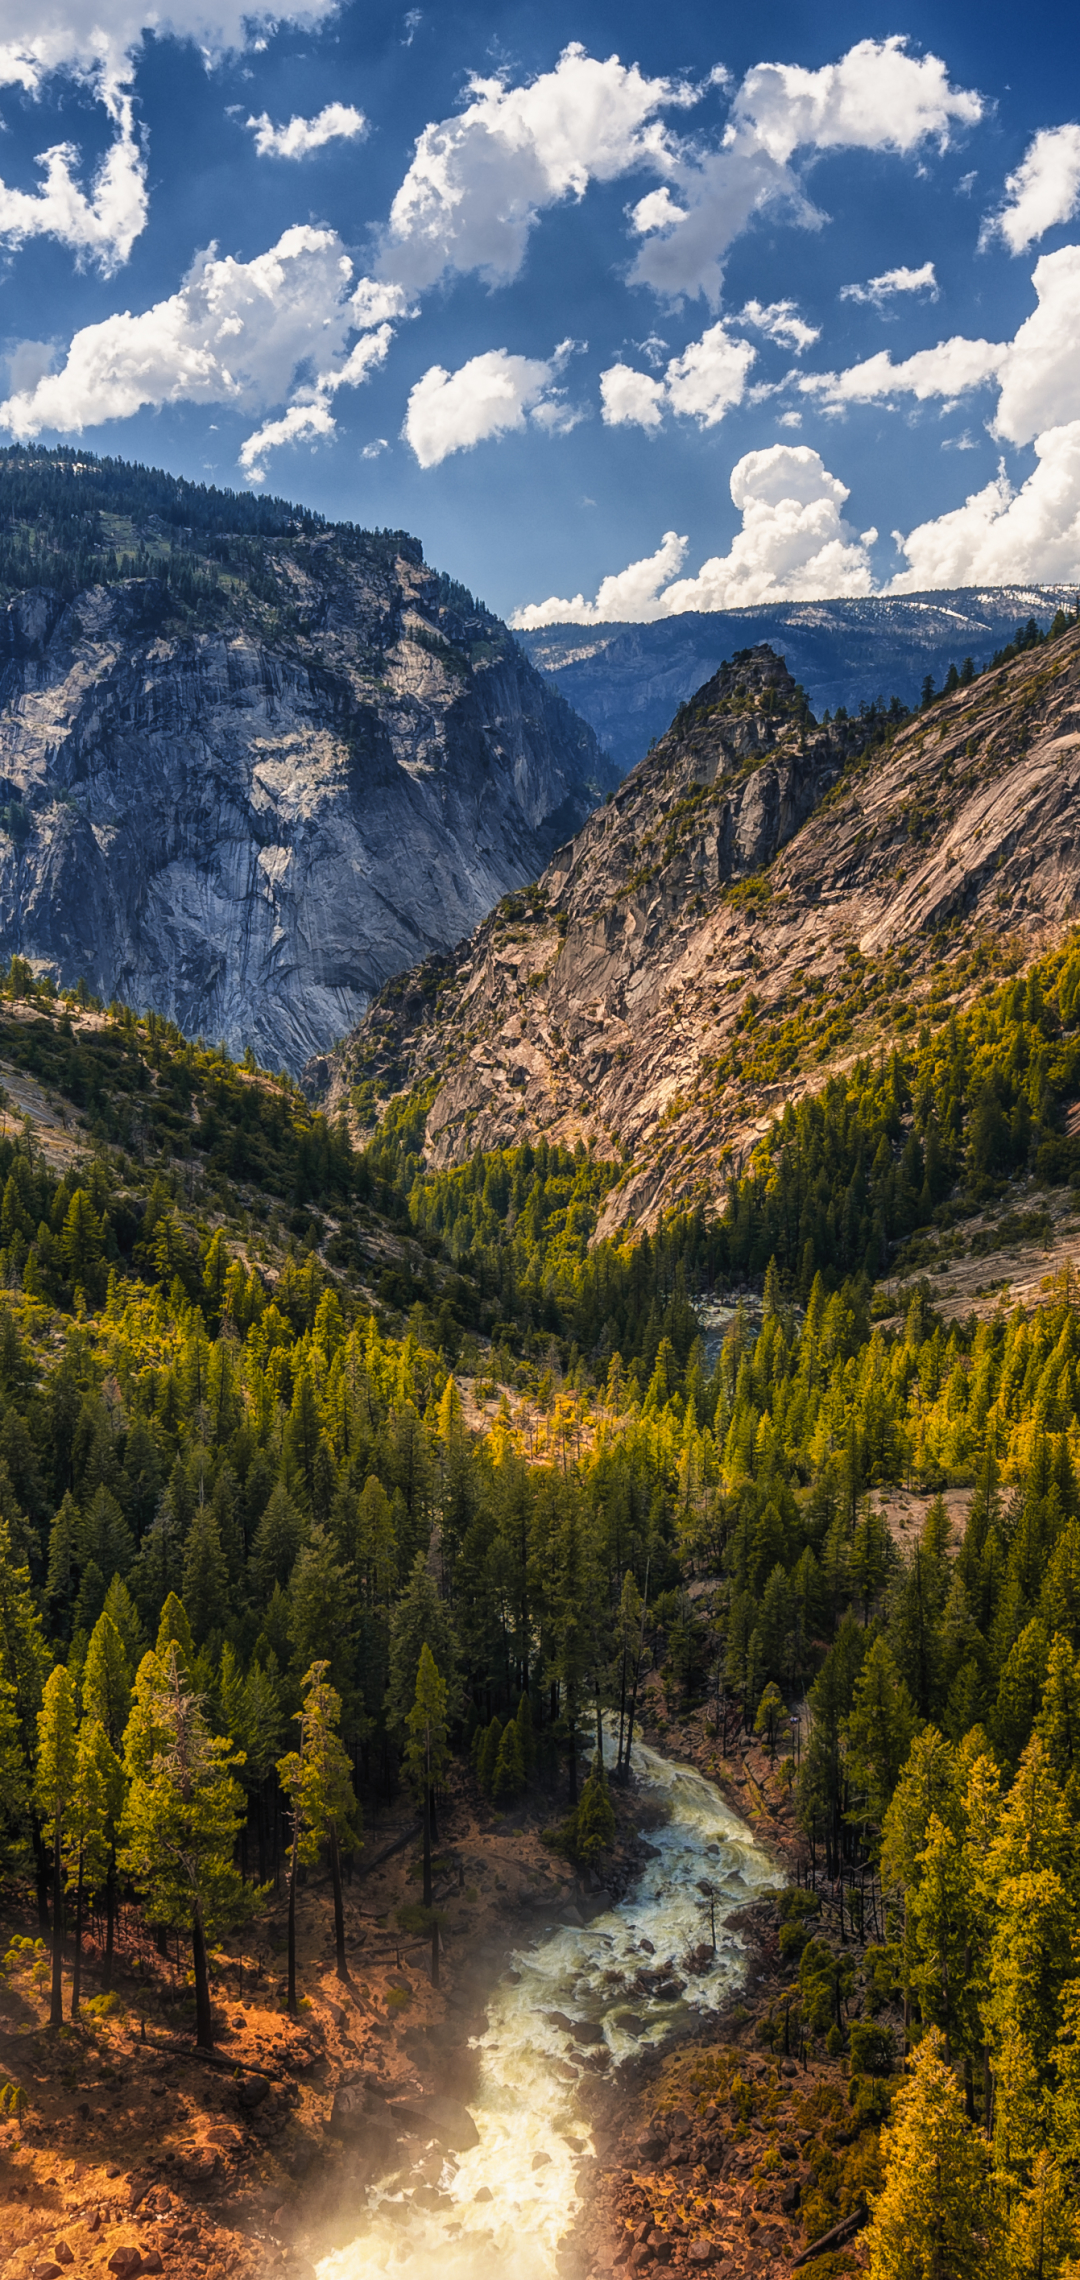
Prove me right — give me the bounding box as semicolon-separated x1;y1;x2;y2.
277;1659;360;2006
119;1644;246;2049
35;1664;78;2028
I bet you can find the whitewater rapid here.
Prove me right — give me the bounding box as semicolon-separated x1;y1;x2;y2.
319;1736;781;2280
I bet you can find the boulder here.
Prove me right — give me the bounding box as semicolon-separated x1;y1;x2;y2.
387;2094;480;2152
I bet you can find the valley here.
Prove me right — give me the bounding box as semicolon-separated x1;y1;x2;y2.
0;454;1079;2280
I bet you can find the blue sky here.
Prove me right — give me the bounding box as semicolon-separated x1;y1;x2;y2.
2;1;1080;622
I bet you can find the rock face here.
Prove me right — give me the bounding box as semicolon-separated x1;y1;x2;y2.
518;586;1078;772
0;459;612;1071
323;628;1080;1230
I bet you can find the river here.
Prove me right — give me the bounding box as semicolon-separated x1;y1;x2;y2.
320;1737;781;2280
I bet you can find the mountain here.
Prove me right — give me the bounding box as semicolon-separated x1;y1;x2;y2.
517;586;1079;772
0;449;613;1072
321;618;1080;1231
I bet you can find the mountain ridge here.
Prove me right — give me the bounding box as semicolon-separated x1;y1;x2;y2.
320;619;1080;1233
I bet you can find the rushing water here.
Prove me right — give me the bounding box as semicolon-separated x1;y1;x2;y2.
320;1737;781;2280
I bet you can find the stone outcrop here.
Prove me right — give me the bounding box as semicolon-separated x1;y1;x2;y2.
0;494;612;1071
322;629;1080;1230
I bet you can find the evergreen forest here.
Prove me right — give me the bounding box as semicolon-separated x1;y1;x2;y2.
0;925;1079;2273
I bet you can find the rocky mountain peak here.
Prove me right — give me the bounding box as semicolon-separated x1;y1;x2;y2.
0;449;614;1071
321;618;1080;1233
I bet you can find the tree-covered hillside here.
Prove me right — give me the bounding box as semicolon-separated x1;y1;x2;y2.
0;924;1078;2266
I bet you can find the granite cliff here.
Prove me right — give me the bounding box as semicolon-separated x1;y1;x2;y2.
324;622;1080;1230
0;451;612;1071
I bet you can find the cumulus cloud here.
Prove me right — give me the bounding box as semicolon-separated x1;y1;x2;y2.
246;102;366;159
0;2;340;265
985;123;1080;254
802;334;1003;412
839;260;939;307
377;42;684;294
0;1;339;112
510;445;874;624
801;244;1080;449
402;342;579;468
890;423;1080;587
0;223;394;482
740;298;819;351
601;319;755;432
510;529;689;628
658;445;875;609
0;103;146;272
630;37;982;304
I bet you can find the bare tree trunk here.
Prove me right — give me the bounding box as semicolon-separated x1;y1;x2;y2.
71;1856;84;2019
192;1902;214;2051
48;1823;64;2029
286;1819;300;2018
330;1822;348;1981
103;1844;116;1992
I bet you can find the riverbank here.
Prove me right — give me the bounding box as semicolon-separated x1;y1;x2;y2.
0;1756;652;2280
566;1692;883;2280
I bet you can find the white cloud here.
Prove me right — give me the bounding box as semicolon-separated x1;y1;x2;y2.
378;42;685;293
890;422;1080;587
801;244;1080;448
740;298;819;351
510;529;688;628
600;363;666;430
0;3;340;266
0;224;392;479
511;445;873;624
658;445;874;609
802;334;1003;411
985;123;1080;254
601;319;755;432
0;103;146;272
993;244;1080;443
239;321;393;480
246;102;366;159
402;343;578;468
839;260;939;307
735;40;980;165
0;2;340;112
630;37;982;305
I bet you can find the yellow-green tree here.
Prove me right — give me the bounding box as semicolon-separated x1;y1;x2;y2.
277;1659;359;2009
867;2030;1003;2280
35;1664;78;2028
120;1645;246;2049
404;1642;450;1961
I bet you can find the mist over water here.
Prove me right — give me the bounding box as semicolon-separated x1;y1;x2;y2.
320;1738;781;2280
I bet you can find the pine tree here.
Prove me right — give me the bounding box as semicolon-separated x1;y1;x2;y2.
574;1751;616;1865
181;1505;229;1646
846;1637;917;1832
35;1664;78;2028
404;1643;450;1966
386;1553;460;1737
277;1659;360;2005
492;1714;526;1800
476;1715;502;1797
119;1644;246;2049
867;2030;1003;2280
65;1717;118;2017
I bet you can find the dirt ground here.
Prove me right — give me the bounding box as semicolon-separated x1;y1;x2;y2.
0;1766;595;2280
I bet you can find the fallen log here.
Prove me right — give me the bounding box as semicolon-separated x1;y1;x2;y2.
791;2202;869;2269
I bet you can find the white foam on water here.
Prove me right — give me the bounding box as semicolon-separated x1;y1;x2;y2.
319;1735;780;2279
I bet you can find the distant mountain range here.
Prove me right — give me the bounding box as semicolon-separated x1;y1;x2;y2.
516;587;1079;772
